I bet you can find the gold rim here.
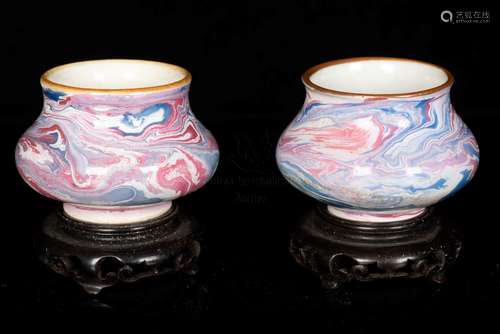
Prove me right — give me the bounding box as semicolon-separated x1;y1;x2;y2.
302;57;454;97
40;59;192;94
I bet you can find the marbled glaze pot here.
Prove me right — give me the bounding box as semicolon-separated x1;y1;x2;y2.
276;57;479;222
16;59;219;224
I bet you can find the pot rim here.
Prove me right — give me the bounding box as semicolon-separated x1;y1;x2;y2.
302;56;454;98
40;59;192;94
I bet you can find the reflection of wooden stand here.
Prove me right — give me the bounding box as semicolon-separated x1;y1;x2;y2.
289;206;462;289
34;203;201;294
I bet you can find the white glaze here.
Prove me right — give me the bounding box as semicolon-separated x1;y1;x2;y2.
63;202;173;224
310;59;449;94
45;59;188;89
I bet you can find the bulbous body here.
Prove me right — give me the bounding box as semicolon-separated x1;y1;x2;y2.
276;57;479;222
15;60;219;224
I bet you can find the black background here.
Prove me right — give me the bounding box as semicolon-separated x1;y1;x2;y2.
0;0;498;331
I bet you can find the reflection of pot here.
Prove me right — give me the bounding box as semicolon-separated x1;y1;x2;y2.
277;57;479;222
16;60;219;224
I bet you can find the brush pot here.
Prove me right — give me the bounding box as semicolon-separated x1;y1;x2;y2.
276;57;479;222
16;59;219;224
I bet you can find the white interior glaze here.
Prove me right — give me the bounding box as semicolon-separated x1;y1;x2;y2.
46;60;187;89
309;59;449;94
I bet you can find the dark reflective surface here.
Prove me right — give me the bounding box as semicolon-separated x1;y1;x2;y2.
1;1;499;330
1;120;498;330
1;116;498;329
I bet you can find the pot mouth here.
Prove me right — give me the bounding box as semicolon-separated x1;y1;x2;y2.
41;59;191;93
302;57;454;97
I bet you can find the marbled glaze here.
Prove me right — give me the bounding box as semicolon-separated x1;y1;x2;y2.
276;85;479;218
16;83;219;207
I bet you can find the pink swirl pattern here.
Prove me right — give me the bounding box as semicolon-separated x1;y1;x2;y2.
276;88;479;217
16;85;219;206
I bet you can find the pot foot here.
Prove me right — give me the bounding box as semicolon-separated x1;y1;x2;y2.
327;206;426;223
63;202;173;224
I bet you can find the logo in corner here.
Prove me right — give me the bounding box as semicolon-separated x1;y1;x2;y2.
441;10;453;23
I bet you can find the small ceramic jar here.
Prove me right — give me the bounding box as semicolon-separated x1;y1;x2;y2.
16;59;219;224
276;57;479;222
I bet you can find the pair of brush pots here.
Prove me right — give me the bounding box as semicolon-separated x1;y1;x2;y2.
16;58;479;225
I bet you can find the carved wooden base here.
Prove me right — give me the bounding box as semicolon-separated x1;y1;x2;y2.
34;203;201;294
289;206;462;289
